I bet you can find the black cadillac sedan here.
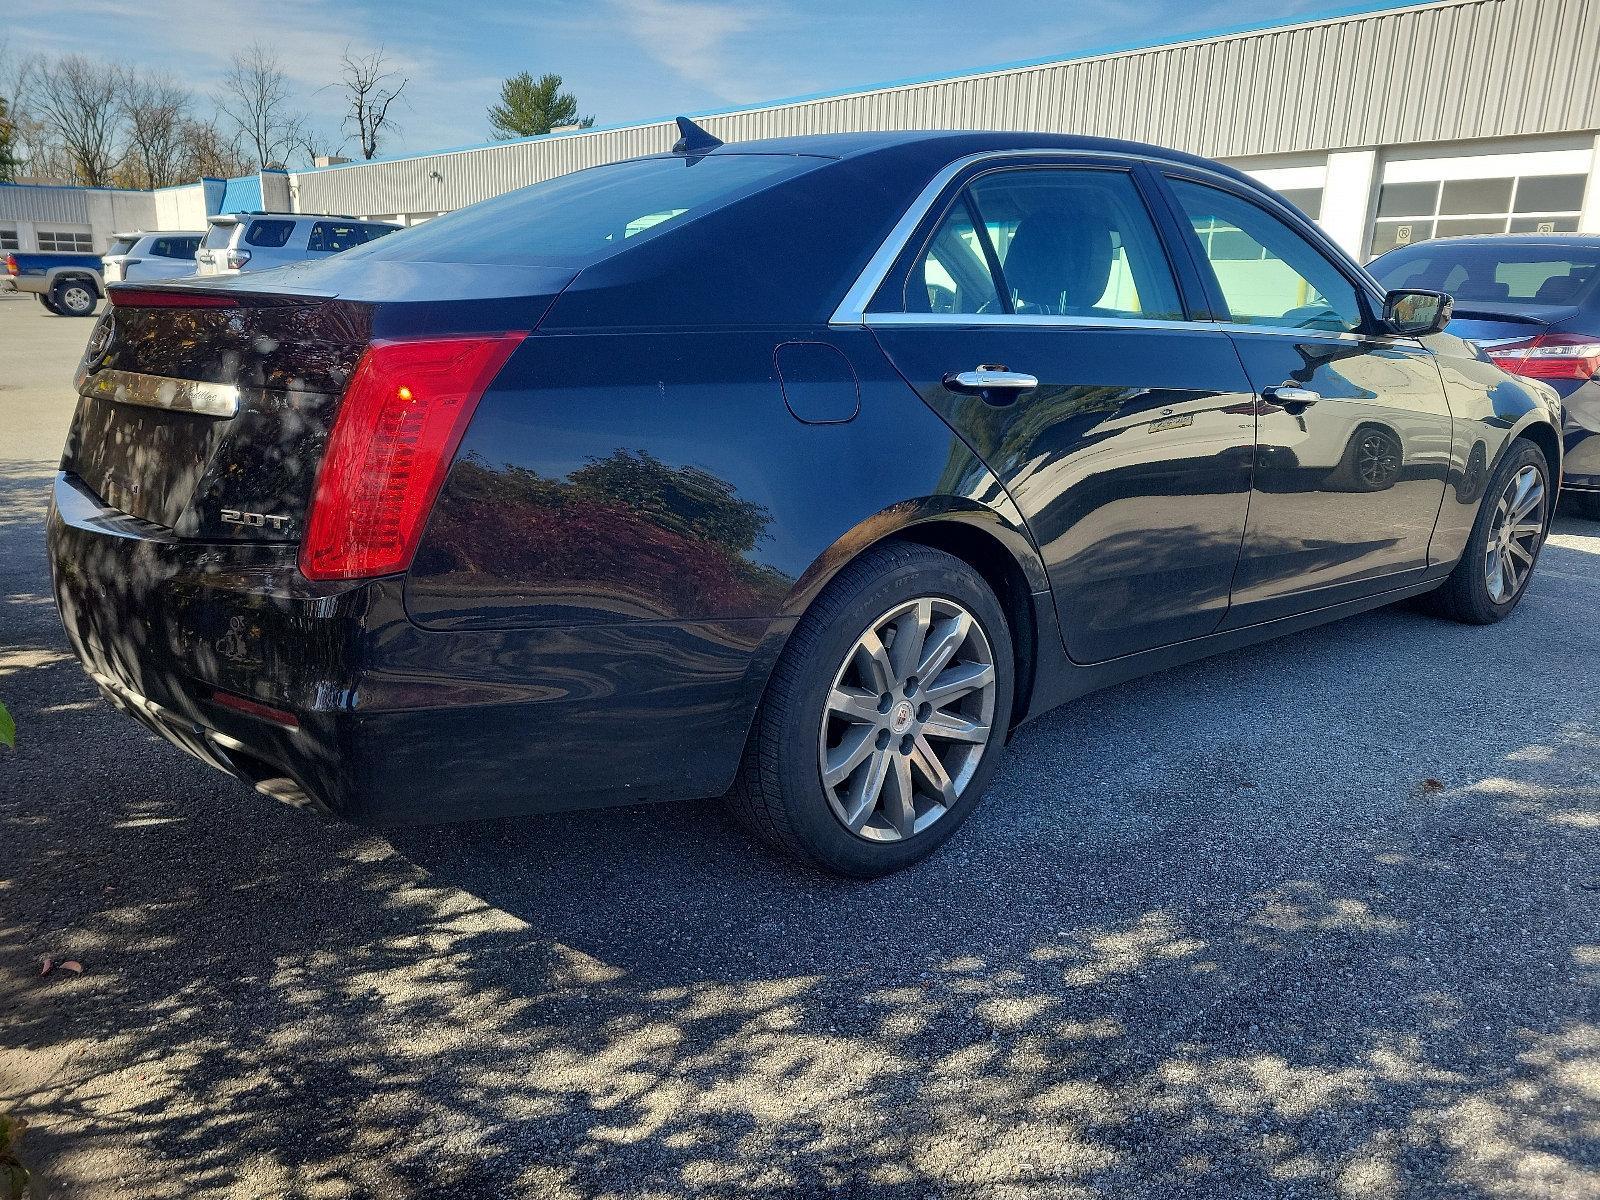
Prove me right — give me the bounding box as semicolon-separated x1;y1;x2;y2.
49;124;1563;877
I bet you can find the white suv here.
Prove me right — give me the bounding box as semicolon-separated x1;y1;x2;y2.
195;212;403;276
103;231;203;283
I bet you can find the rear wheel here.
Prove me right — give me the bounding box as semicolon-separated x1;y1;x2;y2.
728;542;1014;877
51;277;98;317
1425;439;1550;624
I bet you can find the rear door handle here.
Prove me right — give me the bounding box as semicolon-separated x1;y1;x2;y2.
1263;385;1321;407
944;366;1039;402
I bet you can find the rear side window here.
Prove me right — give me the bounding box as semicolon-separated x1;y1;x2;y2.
1169;178;1364;333
348;153;820;266
245;219;295;248
151;237;196;259
308;221;370;252
893;167;1184;320
202;223;237;249
363;223;398;242
108;237;138;256
1372;244;1600;305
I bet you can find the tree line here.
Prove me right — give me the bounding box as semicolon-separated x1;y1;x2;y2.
0;47;598;190
0;43;407;188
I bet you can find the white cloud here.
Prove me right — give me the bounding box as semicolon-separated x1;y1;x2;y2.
607;0;769;102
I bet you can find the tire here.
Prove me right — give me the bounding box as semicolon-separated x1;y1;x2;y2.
1562;491;1600;521
727;542;1015;877
36;292;62;315
51;277;98;317
1424;439;1551;624
1326;423;1404;492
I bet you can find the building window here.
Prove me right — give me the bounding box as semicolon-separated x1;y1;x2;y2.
37;230;94;253
0;228;18;251
1370;173;1587;258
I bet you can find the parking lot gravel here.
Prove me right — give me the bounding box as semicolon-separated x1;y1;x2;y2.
1;291;1596;1199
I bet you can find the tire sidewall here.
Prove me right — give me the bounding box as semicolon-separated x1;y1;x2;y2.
770;552;1014;877
52;279;97;317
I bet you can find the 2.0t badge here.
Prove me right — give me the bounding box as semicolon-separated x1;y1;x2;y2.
221;509;291;531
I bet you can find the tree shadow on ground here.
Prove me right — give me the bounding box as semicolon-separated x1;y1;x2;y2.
1;523;1596;1198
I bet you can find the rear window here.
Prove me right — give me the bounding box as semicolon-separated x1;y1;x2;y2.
245;219;296;248
346;153;821;266
1373;243;1600;305
202;222;238;249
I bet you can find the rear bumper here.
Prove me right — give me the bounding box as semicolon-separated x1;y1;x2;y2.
48;472;786;824
1562;379;1600;490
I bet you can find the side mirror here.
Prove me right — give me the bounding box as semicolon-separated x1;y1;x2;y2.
1384;289;1453;336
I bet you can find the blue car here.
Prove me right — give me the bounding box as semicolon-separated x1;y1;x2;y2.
50;124;1564;876
1370;234;1600;517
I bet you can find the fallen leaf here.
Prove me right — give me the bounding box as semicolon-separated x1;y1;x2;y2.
38;957;51;977
60;961;82;974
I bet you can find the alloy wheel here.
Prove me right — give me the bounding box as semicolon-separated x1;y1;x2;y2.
1484;463;1546;603
819;596;997;842
1356;430;1401;487
62;286;94;314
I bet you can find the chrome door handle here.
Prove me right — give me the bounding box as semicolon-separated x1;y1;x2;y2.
944;367;1039;398
1263;385;1321;406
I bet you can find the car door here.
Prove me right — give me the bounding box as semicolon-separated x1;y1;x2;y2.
864;158;1260;663
1157;172;1454;627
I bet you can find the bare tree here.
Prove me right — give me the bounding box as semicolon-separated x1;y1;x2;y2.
178;116;255;179
27;54;126;185
295;125;347;167
339;46;406;160
121;71;191;188
218;44;301;168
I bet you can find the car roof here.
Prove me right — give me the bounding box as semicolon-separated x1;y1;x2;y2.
1386;233;1600;248
658;128;1259;188
112;230;203;239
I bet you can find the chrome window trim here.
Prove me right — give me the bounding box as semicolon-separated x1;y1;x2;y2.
830;147;1397;332
78;368;241;418
830;149;1316;328
859;310;1424;350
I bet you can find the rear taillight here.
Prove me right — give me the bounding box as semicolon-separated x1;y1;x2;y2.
1487;333;1600;381
226;249;252;270
4;254;15;276
300;333;527;582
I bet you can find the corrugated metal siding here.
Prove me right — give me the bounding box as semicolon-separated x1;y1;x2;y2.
294;0;1600;216
220;175;262;214
0;185;91;224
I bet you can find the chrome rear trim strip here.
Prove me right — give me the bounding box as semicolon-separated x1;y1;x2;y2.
79;368;240;418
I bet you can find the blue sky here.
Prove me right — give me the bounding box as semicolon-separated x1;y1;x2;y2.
9;0;1379;162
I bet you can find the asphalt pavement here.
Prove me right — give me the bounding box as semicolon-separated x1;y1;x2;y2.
1;291;1596;1199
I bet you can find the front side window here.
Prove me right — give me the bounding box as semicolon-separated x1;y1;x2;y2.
245;219;295;248
1170;178;1364;333
894;167;1184;321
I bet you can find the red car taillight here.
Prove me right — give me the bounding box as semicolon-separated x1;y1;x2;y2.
299;333;527;582
4;254;16;276
1486;332;1600;381
226;249;252;270
110;287;236;308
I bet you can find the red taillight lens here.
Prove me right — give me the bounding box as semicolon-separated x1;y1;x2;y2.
1487;332;1600;381
209;690;300;729
299;333;527;582
4;254;16;276
110;287;236;308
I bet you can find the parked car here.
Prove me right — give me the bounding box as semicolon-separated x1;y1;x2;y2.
103;231;203;284
51;125;1563;877
195;212;402;276
1370;234;1600;517
5;249;104;316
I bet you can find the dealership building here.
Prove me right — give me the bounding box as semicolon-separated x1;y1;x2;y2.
3;0;1598;264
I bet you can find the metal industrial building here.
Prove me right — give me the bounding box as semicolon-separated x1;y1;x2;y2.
5;0;1600;263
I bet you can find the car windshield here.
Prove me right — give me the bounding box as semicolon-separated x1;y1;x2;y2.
1372;242;1600;305
347;153;825;266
